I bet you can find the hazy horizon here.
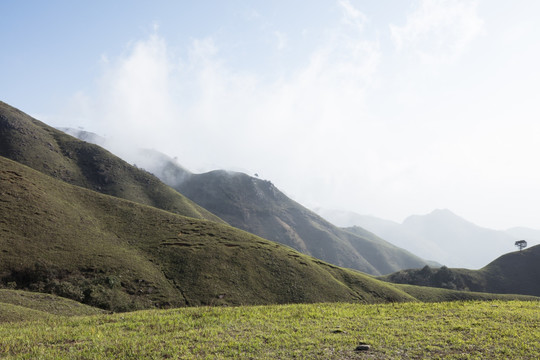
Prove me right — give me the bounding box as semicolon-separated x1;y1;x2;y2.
3;0;540;230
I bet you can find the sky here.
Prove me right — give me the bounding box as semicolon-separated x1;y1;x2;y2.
2;0;540;230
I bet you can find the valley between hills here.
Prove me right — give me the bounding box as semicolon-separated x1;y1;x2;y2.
1;100;540;358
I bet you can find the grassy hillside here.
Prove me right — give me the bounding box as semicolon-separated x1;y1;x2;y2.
0;101;223;223
133;150;431;276
394;283;538;302
382;244;540;297
0;290;105;322
1;300;538;359
1;156;422;311
0;303;52;323
179;171;431;275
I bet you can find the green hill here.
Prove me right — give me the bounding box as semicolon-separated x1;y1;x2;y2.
0;303;52;323
381;244;540;297
134;150;431;276
1;155;420;311
0;101;223;223
0;289;105;322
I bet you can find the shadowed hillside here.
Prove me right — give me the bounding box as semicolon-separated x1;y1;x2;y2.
1;155;421;311
382;244;540;297
0;101;223;223
132;150;431;276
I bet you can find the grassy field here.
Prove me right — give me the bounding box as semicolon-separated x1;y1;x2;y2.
0;300;538;359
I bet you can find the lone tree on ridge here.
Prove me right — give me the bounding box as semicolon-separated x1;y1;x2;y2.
515;240;527;251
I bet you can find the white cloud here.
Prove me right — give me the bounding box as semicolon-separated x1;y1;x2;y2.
390;0;485;65
63;35;178;159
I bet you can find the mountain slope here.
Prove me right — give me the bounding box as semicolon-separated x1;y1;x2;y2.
1;155;420;310
0;101;223;223
382;244;540;297
131;151;432;276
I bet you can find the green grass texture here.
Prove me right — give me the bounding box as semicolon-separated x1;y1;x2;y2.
0;300;538;359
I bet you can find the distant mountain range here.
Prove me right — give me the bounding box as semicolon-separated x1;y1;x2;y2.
317;208;539;269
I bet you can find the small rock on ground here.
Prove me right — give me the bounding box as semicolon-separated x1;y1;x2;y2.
355;344;370;351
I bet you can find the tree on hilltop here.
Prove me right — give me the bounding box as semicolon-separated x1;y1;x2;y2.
515;240;527;251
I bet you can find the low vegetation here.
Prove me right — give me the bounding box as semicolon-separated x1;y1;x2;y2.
0;300;538;359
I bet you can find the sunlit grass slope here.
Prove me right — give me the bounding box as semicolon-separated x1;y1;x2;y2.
0;101;223;223
1;156;419;311
0;300;538;359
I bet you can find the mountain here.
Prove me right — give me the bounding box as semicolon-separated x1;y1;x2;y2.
399;209;516;268
130;150;432;276
382;244;540;297
0;101;223;224
1;155;419;310
319;208;522;269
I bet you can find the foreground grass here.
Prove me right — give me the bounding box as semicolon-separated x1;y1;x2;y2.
1;300;539;359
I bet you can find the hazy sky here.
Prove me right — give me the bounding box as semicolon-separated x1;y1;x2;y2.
2;0;540;230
